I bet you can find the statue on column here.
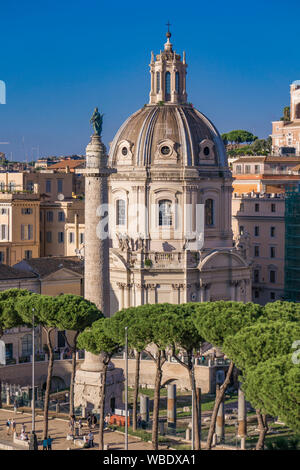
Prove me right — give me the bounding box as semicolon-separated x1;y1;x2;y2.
90;107;104;136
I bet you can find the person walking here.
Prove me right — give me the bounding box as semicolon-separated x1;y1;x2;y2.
11;419;16;434
6;419;10;435
21;423;26;434
87;431;94;448
47;435;53;450
87;413;92;430
78;418;83;436
42;437;48;450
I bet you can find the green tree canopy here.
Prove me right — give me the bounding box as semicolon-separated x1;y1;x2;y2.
262;301;300;323
55;294;102;332
223;321;300;371
0;288;32;335
223;130;258;145
242;354;300;433
192;301;263;348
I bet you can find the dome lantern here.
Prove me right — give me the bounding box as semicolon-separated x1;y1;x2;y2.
149;27;187;105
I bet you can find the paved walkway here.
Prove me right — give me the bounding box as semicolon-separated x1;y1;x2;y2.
0;409;160;451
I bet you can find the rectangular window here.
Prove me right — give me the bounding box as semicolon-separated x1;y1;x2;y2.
1;224;7;240
80;233;84;244
24;250;32;260
255;203;259;212
254;290;259;299
58;232;64;243
254;246;260;257
254;270;260;283
254;226;259;237
0;251;4;263
270;226;275;237
46;231;52;243
236;165;241;174
245;165;251;173
1;208;7;215
46;180;52;193
254;165;260;174
240;203;244;212
46;211;53;222
26;181;34;191
57;179;63;193
269;270;276;283
270;246;276;258
28;224;33;240
21;208;33;215
69;232;74;244
270;292;276;300
239;225;244;235
271;203;276;213
58;211;65;222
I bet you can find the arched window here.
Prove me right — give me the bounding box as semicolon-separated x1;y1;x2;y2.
159;200;172;226
175;72;180;93
165;72;171;95
116;199;126;226
205;199;214;226
156;72;160;93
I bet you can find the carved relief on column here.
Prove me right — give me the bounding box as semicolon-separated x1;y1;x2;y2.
229;280;239;301
145;283;156;304
117;282;127;310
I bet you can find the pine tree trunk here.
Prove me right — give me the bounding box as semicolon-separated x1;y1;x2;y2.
69;333;79;417
43;329;54;440
256;410;268;450
98;362;108;451
206;361;234;450
152;352;162;450
0;378;2;408
132;350;141;432
188;368;200;450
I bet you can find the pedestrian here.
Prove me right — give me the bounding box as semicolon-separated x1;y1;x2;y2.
87;413;92;430
47;435;53;450
42;437;48;450
87;431;94;448
21;423;26;434
11;419;16;434
137;414;142;428
6;419;10;435
78;418;82;436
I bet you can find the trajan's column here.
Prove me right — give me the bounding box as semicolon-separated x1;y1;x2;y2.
74;109;123;413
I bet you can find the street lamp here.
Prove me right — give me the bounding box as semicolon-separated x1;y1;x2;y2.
125;326;128;450
32;308;35;432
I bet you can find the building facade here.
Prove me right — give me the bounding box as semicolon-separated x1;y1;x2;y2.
232;192;285;304
271;81;300;155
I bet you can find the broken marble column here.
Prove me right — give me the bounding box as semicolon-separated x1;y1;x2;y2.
140;394;149;423
215;389;225;443
238;384;247;439
167;384;176;429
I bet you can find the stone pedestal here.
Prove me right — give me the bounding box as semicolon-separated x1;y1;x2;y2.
74;362;124;414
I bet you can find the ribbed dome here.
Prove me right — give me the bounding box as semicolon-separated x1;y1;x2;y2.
108;104;227;168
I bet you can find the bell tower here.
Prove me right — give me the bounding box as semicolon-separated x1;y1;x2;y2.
149;25;187;105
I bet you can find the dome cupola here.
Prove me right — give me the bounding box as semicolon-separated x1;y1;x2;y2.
149;25;187;105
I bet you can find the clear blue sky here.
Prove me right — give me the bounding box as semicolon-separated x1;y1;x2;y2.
1;0;300;161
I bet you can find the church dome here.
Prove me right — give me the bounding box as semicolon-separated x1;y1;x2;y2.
108;103;227;168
